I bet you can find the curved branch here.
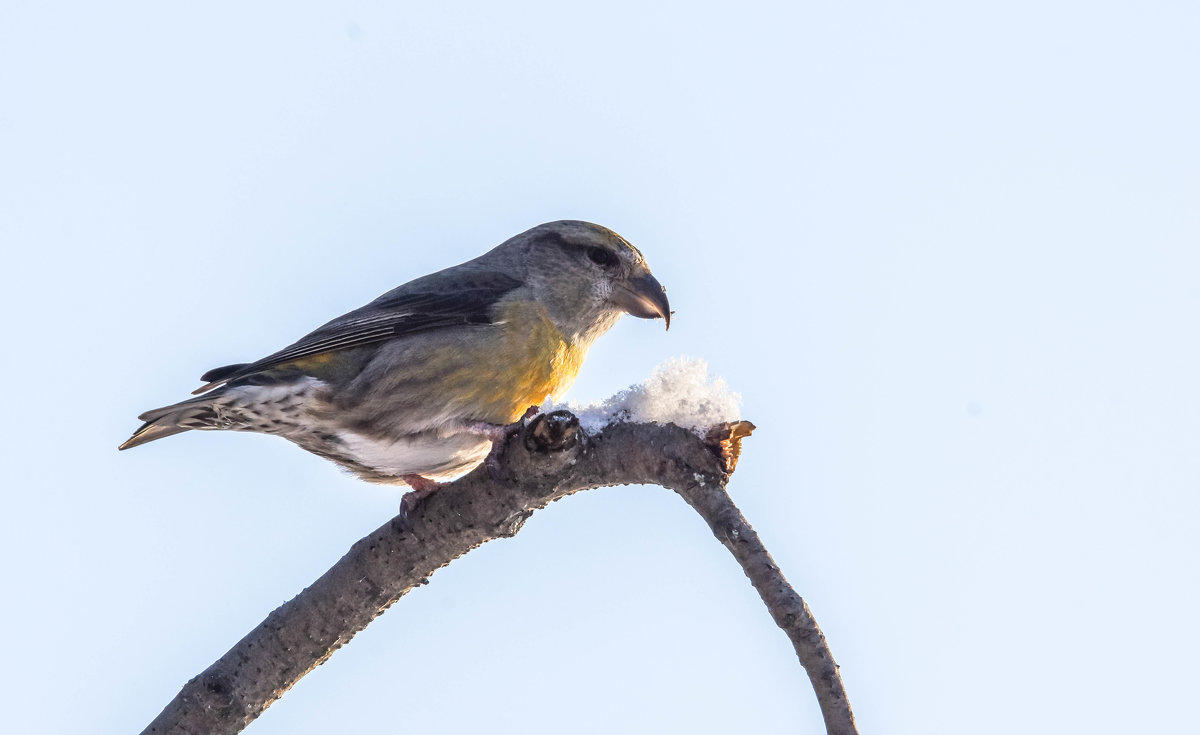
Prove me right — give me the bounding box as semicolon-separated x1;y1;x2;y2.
141;412;856;735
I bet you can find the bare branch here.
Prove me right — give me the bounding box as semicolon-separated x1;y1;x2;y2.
680;423;858;734
141;412;856;735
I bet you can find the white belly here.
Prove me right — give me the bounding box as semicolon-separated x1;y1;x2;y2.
332;429;492;482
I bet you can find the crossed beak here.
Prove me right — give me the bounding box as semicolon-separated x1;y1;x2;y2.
611;272;672;330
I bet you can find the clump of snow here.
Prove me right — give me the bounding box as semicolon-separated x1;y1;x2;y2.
544;357;741;435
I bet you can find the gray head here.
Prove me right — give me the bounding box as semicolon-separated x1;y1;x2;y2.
487;220;671;343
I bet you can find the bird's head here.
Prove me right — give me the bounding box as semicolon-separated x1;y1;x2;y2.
503;220;671;343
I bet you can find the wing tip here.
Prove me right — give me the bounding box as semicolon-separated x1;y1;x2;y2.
194;362;251;393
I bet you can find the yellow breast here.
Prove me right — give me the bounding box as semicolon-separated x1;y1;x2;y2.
433;299;587;424
489;300;586;421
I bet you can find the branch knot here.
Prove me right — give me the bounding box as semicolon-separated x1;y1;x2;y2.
524;410;580;453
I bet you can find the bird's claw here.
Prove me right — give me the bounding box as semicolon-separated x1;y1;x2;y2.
480;405;539;482
397;474;442;527
485;445;506;482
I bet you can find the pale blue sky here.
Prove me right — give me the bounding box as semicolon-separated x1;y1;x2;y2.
2;2;1197;733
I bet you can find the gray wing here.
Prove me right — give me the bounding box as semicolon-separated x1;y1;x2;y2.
193;269;523;393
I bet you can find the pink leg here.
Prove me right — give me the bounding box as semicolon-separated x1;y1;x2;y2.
399;474;442;516
464;405;539;440
463;405;540;481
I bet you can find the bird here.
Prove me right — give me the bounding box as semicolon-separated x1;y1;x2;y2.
119;220;670;498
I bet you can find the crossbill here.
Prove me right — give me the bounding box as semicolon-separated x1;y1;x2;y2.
120;220;670;491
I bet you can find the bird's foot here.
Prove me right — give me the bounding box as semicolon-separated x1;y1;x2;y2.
466;405;540;482
399;474;442;519
464;405;540;441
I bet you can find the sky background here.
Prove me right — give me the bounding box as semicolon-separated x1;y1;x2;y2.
2;2;1197;733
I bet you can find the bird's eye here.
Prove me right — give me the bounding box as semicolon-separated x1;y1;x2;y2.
587;246;618;268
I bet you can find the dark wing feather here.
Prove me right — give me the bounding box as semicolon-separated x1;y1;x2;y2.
192;270;523;394
199;363;250;383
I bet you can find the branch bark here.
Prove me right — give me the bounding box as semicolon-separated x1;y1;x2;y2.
141;412;857;735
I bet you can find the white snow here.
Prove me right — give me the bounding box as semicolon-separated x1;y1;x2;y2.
545;357;741;435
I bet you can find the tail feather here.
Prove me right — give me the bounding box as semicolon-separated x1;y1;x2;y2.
120;395;221;450
120;378;317;452
119;422;193;450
